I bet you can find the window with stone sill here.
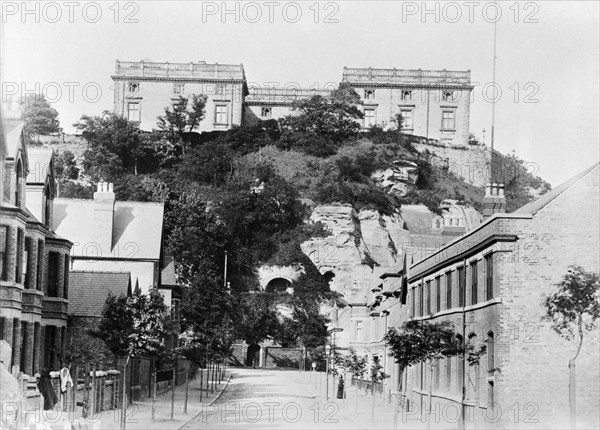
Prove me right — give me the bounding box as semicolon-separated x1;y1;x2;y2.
441;110;456;131
0;226;8;281
47;251;60;297
15;229;24;284
214;104;229;125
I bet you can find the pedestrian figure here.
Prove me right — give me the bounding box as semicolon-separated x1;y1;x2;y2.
37;368;58;410
337;376;345;399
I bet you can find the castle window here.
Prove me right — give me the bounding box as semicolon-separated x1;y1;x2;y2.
441;110;455;130
364;108;376;128
36;240;44;290
364;89;375;100
419;282;424;316
401;90;412;102
24;238;32;288
128;82;139;92
261;107;272;118
63;255;69;299
127;102;141;122
214;104;229;125
44;185;51;227
173;84;185;94
400;109;413;129
426;280;431;314
487;332;495;373
442;90;455;102
355;320;363;341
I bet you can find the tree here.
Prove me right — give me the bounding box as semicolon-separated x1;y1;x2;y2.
20;95;61;141
236;292;281;346
339;348;367;412
369;356;389;422
384;321;486;429
97;287;170;360
156;95;208;156
74;112;154;177
545;266;600;429
278;83;364;156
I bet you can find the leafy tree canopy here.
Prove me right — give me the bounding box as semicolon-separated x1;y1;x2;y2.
21;94;61;138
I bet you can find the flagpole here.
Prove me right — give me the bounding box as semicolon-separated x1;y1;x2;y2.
490;19;498;182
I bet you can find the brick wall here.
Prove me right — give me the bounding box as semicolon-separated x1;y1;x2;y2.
263;347;303;369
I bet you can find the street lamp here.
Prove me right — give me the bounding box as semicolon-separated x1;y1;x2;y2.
325;344;331;400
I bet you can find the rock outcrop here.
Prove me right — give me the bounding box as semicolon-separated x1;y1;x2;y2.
301;201;483;305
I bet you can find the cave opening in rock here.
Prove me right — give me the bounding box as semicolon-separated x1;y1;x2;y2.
265;277;292;293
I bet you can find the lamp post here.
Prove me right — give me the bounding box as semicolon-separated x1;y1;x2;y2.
325;344;331;400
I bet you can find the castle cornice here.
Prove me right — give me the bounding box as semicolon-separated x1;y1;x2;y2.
111;75;245;84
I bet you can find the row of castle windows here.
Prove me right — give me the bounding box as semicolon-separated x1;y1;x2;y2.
127;82;227;95
363;107;455;131
364;89;457;102
126;101;230;126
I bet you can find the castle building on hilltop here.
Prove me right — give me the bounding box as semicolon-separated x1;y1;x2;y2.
111;61;473;146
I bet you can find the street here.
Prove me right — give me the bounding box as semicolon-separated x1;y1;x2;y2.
181;368;399;429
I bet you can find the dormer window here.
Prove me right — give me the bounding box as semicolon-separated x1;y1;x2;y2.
442;90;455;102
15;160;23;207
173;84;184;95
364;89;375;100
44;185;52;227
128;82;139;92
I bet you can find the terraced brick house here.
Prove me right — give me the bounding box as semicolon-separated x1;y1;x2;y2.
0;104;73;375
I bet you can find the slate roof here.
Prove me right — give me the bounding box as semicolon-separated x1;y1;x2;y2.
514;163;599;215
161;255;177;287
69;271;131;317
26;148;53;184
53;199;165;260
2;119;25;160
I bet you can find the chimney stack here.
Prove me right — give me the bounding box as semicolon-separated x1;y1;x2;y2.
93;182;115;254
483;182;506;218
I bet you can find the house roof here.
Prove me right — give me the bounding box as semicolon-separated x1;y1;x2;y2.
2;120;25;160
26;148;53;184
161;255;177;286
68;271;131;317
53;198;165;260
514;162;599;215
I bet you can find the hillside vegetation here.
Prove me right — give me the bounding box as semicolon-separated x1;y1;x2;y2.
43;85;550;354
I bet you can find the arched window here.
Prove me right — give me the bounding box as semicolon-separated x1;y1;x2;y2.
456;334;463;394
467;333;479;400
487;331;495;374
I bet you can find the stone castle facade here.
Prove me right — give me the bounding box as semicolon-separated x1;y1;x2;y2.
112;60;474;146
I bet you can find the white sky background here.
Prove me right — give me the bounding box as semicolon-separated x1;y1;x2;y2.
1;0;599;187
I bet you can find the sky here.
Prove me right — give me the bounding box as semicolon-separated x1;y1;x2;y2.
1;0;599;187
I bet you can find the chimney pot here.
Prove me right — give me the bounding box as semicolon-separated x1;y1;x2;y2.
97;183;101;192
492;182;498;196
485;183;492;196
498;183;505;197
108;183;114;193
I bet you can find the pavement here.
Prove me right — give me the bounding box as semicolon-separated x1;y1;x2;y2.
39;368;232;430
